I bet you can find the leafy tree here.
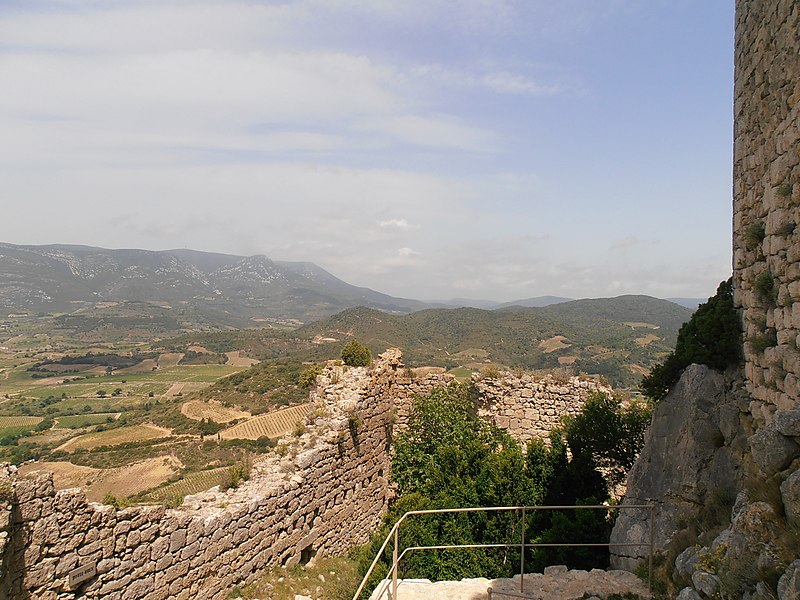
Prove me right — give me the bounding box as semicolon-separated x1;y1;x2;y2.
341;339;372;367
562;391;651;481
640;278;740;401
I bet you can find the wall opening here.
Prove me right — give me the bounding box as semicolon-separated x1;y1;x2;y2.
300;544;317;566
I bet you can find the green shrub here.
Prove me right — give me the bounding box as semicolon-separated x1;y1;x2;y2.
298;364;322;388
778;182;793;197
341;340;372;367
640;278;740;401
744;221;765;250
754;270;777;304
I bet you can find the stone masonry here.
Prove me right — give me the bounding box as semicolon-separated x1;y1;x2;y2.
733;0;800;422
474;372;613;446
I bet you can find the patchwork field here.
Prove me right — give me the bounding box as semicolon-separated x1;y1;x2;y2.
220;404;313;440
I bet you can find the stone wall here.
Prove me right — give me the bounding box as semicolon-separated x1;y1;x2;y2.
733;0;800;421
474;372;613;445
0;350;614;599
0;349;448;600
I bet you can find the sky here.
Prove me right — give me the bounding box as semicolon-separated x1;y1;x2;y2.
0;0;735;303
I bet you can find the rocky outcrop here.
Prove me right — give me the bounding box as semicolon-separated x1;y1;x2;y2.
610;361;800;597
610;365;751;571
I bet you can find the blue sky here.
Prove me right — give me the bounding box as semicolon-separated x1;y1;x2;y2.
0;0;735;302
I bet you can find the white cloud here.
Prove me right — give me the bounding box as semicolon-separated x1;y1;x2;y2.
358;115;496;151
397;247;420;257
379;219;417;230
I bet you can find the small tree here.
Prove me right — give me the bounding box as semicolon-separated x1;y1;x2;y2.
640;278;740;401
341;339;372;367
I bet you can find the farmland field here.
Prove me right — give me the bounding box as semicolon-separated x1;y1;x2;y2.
55;413;121;428
57;424;172;452
18;456;182;502
144;467;232;502
220;404;313;440
181;400;250;423
0;415;43;428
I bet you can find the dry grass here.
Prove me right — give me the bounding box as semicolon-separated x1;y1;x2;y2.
57;424;172;452
181;400;250;423
538;335;571;353
634;334;660;346
558;355;578;365
20;456;182;501
225;351;259;367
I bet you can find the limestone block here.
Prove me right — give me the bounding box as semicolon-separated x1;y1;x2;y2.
774;410;800;436
750;426;800;475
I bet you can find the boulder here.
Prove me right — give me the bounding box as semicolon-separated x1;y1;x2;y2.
774;409;800;436
676;587;702;600
778;560;800;600
780;468;800;525
750;426;799;475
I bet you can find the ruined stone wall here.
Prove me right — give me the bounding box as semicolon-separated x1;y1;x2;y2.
0;349;448;600
733;0;800;421
0;350;612;599
474;372;613;445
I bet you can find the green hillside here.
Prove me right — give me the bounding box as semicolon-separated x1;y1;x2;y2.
174;296;693;391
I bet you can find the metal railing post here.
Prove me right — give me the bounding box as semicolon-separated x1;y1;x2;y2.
648;504;655;592
519;507;525;593
392;525;399;600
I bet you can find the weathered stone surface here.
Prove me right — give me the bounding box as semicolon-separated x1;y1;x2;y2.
674;546;699;582
750;426;799;475
781;468;800;525
676;587;702;600
778;559;800;600
610;365;742;569
474;373;611;446
774;410;800;436
692;571;720;597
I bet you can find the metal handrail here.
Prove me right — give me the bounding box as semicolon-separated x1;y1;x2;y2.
352;503;655;600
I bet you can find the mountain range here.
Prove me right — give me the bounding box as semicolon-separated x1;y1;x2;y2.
0;242;703;327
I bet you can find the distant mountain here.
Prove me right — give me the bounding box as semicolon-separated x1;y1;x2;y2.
0;243;430;324
494;296;573;309
666;297;705;310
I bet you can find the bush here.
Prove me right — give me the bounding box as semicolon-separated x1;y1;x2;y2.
640;278;740;401
341;340;372;367
298;364;322;388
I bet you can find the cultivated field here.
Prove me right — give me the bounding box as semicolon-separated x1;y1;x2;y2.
144;467;232;503
220;404;313;440
225;351;259;367
538;336;571;353
181;400;250;423
0;415;43;428
57;424;172;452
